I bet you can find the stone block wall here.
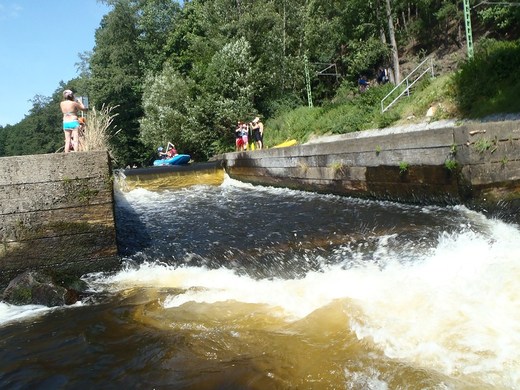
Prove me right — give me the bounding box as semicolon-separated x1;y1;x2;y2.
214;121;520;209
0;151;119;288
455;121;520;204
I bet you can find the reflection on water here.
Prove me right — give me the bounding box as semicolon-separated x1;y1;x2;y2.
1;175;519;389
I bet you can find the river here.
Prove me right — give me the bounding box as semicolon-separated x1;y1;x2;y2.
1;174;519;389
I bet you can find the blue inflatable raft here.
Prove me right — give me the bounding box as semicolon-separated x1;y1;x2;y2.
153;154;191;166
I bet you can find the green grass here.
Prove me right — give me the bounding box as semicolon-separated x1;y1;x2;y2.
399;161;410;174
444;158;458;171
474;137;493;153
265;75;459;147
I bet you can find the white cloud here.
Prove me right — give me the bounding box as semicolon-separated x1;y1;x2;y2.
0;2;23;20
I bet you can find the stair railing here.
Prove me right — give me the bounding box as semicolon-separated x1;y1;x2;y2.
381;57;435;113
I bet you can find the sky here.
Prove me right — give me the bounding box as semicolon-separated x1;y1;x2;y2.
0;1;111;126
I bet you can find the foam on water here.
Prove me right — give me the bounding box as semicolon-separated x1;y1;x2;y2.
349;218;520;386
88;212;520;387
0;302;55;326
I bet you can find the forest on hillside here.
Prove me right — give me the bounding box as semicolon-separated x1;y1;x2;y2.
1;0;519;167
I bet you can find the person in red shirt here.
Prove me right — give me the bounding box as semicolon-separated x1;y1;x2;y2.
166;142;178;158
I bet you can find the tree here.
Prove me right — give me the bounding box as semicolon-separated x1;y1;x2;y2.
200;36;256;154
0;91;62;157
0;125;7;157
135;0;183;73
89;0;145;166
385;0;401;84
139;66;193;153
184;37;257;160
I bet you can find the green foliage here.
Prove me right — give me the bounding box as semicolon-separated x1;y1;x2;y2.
139;66;194;152
265;106;324;146
344;37;390;80
191;37;257;159
454;39;520;117
204;37;256;102
450;144;457;155
399;161;410;174
477;4;520;35
88;0;146;165
261;93;304;118
375;110;401;128
0;91;62;157
330;161;346;176
396;74;459;121
444;159;458;171
474;137;493;154
3;0;520;166
265;83;403;147
136;0;182;73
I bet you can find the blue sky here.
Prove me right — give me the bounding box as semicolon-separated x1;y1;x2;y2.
0;1;111;126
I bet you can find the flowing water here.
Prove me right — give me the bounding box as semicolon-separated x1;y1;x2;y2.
1;174;520;389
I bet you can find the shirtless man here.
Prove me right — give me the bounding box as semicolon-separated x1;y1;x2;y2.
60;89;87;153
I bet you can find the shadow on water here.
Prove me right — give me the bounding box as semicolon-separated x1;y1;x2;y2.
113;190;152;256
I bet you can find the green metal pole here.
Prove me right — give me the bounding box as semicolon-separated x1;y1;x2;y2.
463;0;474;59
304;55;313;108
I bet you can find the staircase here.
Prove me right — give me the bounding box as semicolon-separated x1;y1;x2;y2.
380;57;435;113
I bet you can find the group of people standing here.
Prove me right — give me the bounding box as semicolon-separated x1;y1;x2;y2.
235;116;263;151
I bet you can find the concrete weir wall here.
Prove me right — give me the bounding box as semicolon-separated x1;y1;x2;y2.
2;120;519;288
0;151;119;288
215;120;520;208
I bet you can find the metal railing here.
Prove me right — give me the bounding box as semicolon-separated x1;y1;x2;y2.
381;57;435;113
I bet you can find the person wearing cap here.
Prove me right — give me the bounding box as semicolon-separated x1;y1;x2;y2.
251;116;264;150
60;89;87;153
157;146;167;159
157;142;178;159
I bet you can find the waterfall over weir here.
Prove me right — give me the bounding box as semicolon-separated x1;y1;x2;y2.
1;172;519;389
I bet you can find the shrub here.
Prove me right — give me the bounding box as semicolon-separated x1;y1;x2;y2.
454;38;520;117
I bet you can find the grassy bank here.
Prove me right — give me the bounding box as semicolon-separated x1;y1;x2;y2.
264;39;520;148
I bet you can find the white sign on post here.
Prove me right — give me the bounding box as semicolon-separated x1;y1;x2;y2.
76;96;89;109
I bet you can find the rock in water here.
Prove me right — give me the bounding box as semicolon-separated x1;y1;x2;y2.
2;271;72;306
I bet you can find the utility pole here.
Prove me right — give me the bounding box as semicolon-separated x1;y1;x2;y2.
304;55;313;108
463;0;474;59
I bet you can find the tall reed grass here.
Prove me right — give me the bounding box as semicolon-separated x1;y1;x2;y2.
81;104;120;158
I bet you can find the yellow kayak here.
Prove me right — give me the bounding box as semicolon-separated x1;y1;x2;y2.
273;139;297;148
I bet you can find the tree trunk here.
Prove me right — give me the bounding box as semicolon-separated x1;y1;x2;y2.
385;0;401;84
376;0;388;44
